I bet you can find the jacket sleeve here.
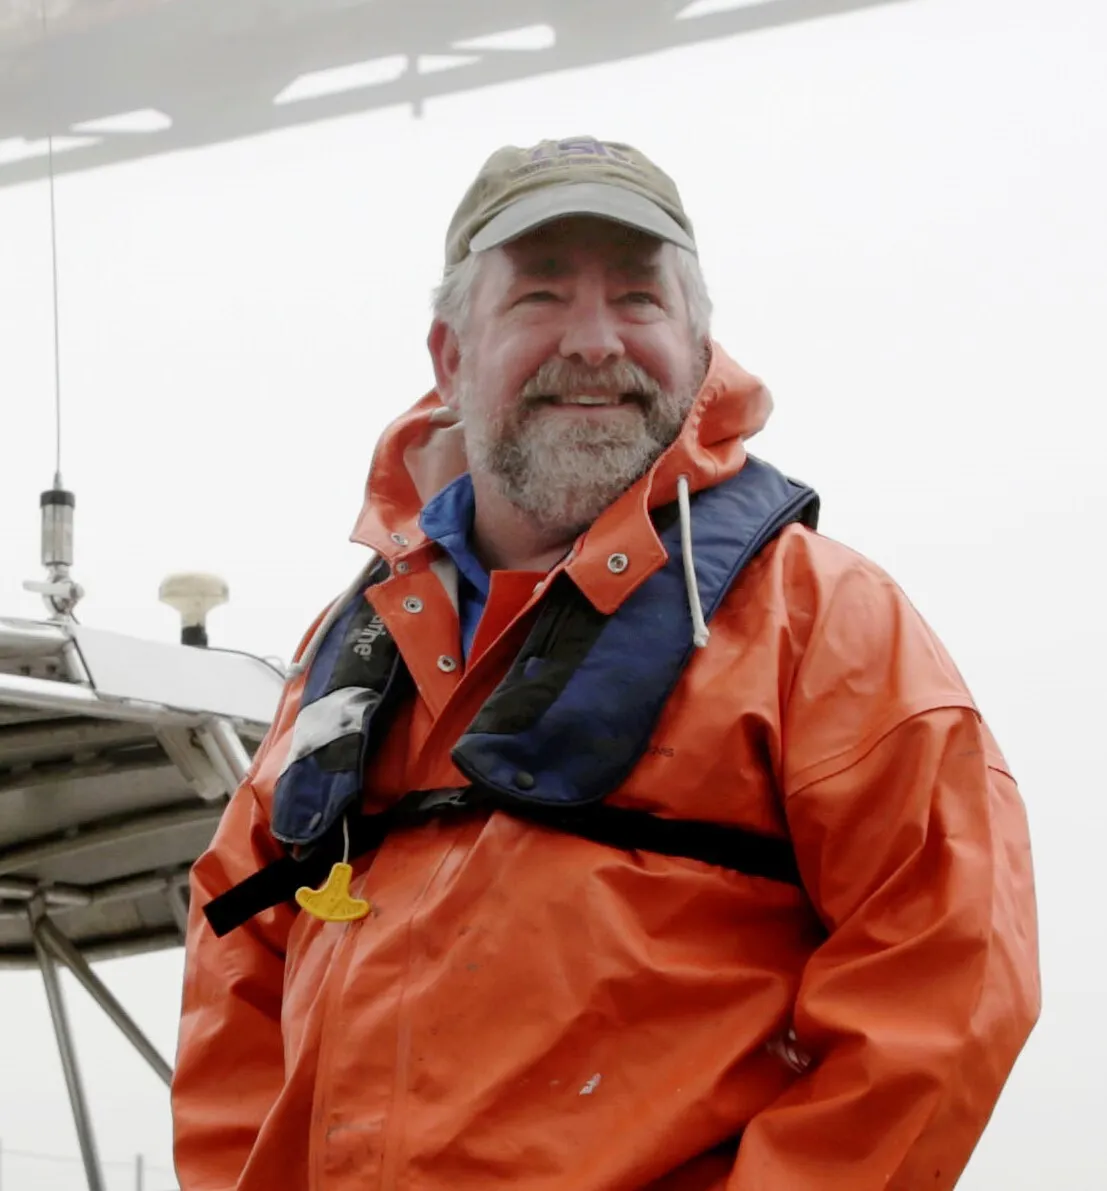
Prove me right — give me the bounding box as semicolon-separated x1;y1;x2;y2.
171;776;297;1190
171;605;331;1189
729;563;1041;1191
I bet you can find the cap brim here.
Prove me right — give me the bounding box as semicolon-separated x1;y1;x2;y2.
468;181;696;256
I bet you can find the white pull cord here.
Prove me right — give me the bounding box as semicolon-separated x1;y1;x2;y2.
676;475;710;649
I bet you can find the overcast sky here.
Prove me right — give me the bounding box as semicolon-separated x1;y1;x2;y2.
1;0;1104;1187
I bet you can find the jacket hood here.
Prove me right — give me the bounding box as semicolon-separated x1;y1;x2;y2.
349;341;773;559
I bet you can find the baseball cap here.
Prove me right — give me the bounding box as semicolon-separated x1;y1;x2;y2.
444;136;697;268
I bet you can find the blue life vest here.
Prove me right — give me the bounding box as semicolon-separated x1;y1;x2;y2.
204;456;819;938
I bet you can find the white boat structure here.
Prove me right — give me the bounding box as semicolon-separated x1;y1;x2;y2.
0;478;284;1191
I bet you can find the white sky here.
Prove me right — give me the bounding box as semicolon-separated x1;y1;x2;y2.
1;0;1104;1186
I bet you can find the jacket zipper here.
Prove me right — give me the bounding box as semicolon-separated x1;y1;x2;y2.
376;828;473;1190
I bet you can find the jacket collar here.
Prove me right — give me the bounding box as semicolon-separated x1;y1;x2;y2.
348;342;774;614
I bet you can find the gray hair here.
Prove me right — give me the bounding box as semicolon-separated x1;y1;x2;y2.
431;243;713;341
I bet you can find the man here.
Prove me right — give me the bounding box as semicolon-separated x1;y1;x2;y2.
172;137;1040;1190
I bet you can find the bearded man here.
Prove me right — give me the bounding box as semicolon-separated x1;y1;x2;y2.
172;137;1040;1191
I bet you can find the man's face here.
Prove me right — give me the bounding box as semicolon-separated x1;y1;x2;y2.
436;218;706;540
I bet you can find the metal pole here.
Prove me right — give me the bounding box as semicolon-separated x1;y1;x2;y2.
208;717;252;783
36;915;173;1085
135;1152;144;1191
29;906;106;1191
169;881;190;939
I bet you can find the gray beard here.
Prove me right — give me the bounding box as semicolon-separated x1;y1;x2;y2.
458;357;697;540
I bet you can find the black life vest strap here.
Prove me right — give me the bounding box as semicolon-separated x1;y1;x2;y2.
202;787;802;939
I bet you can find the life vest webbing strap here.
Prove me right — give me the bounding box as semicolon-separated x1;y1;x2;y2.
201;787;802;938
508;799;802;886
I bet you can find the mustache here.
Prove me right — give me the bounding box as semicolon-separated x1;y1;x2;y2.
518;357;665;405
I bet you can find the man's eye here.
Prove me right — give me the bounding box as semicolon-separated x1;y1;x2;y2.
623;292;659;305
520;290;558;303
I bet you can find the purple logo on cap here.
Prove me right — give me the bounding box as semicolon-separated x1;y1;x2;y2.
512;137;640;181
530;138;632;164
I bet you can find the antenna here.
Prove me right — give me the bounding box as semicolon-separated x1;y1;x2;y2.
159;574;230;648
24;477;83;619
23;0;83;620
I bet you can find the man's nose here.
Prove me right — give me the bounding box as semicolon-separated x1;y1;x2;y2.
558;288;624;368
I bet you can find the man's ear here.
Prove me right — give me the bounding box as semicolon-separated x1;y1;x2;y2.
428;319;462;410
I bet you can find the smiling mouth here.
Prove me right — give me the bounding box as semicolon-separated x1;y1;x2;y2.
538;393;645;407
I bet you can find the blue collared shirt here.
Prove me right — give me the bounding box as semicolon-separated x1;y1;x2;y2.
419;473;489;660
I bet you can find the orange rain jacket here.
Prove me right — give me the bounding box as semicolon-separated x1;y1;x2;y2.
172;344;1040;1191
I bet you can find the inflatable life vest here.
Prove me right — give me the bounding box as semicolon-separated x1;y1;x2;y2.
204;456;820;938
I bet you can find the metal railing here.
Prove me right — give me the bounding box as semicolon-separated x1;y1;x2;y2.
0;1141;177;1190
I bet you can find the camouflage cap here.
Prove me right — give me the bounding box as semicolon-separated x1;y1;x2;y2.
444;136;697;268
